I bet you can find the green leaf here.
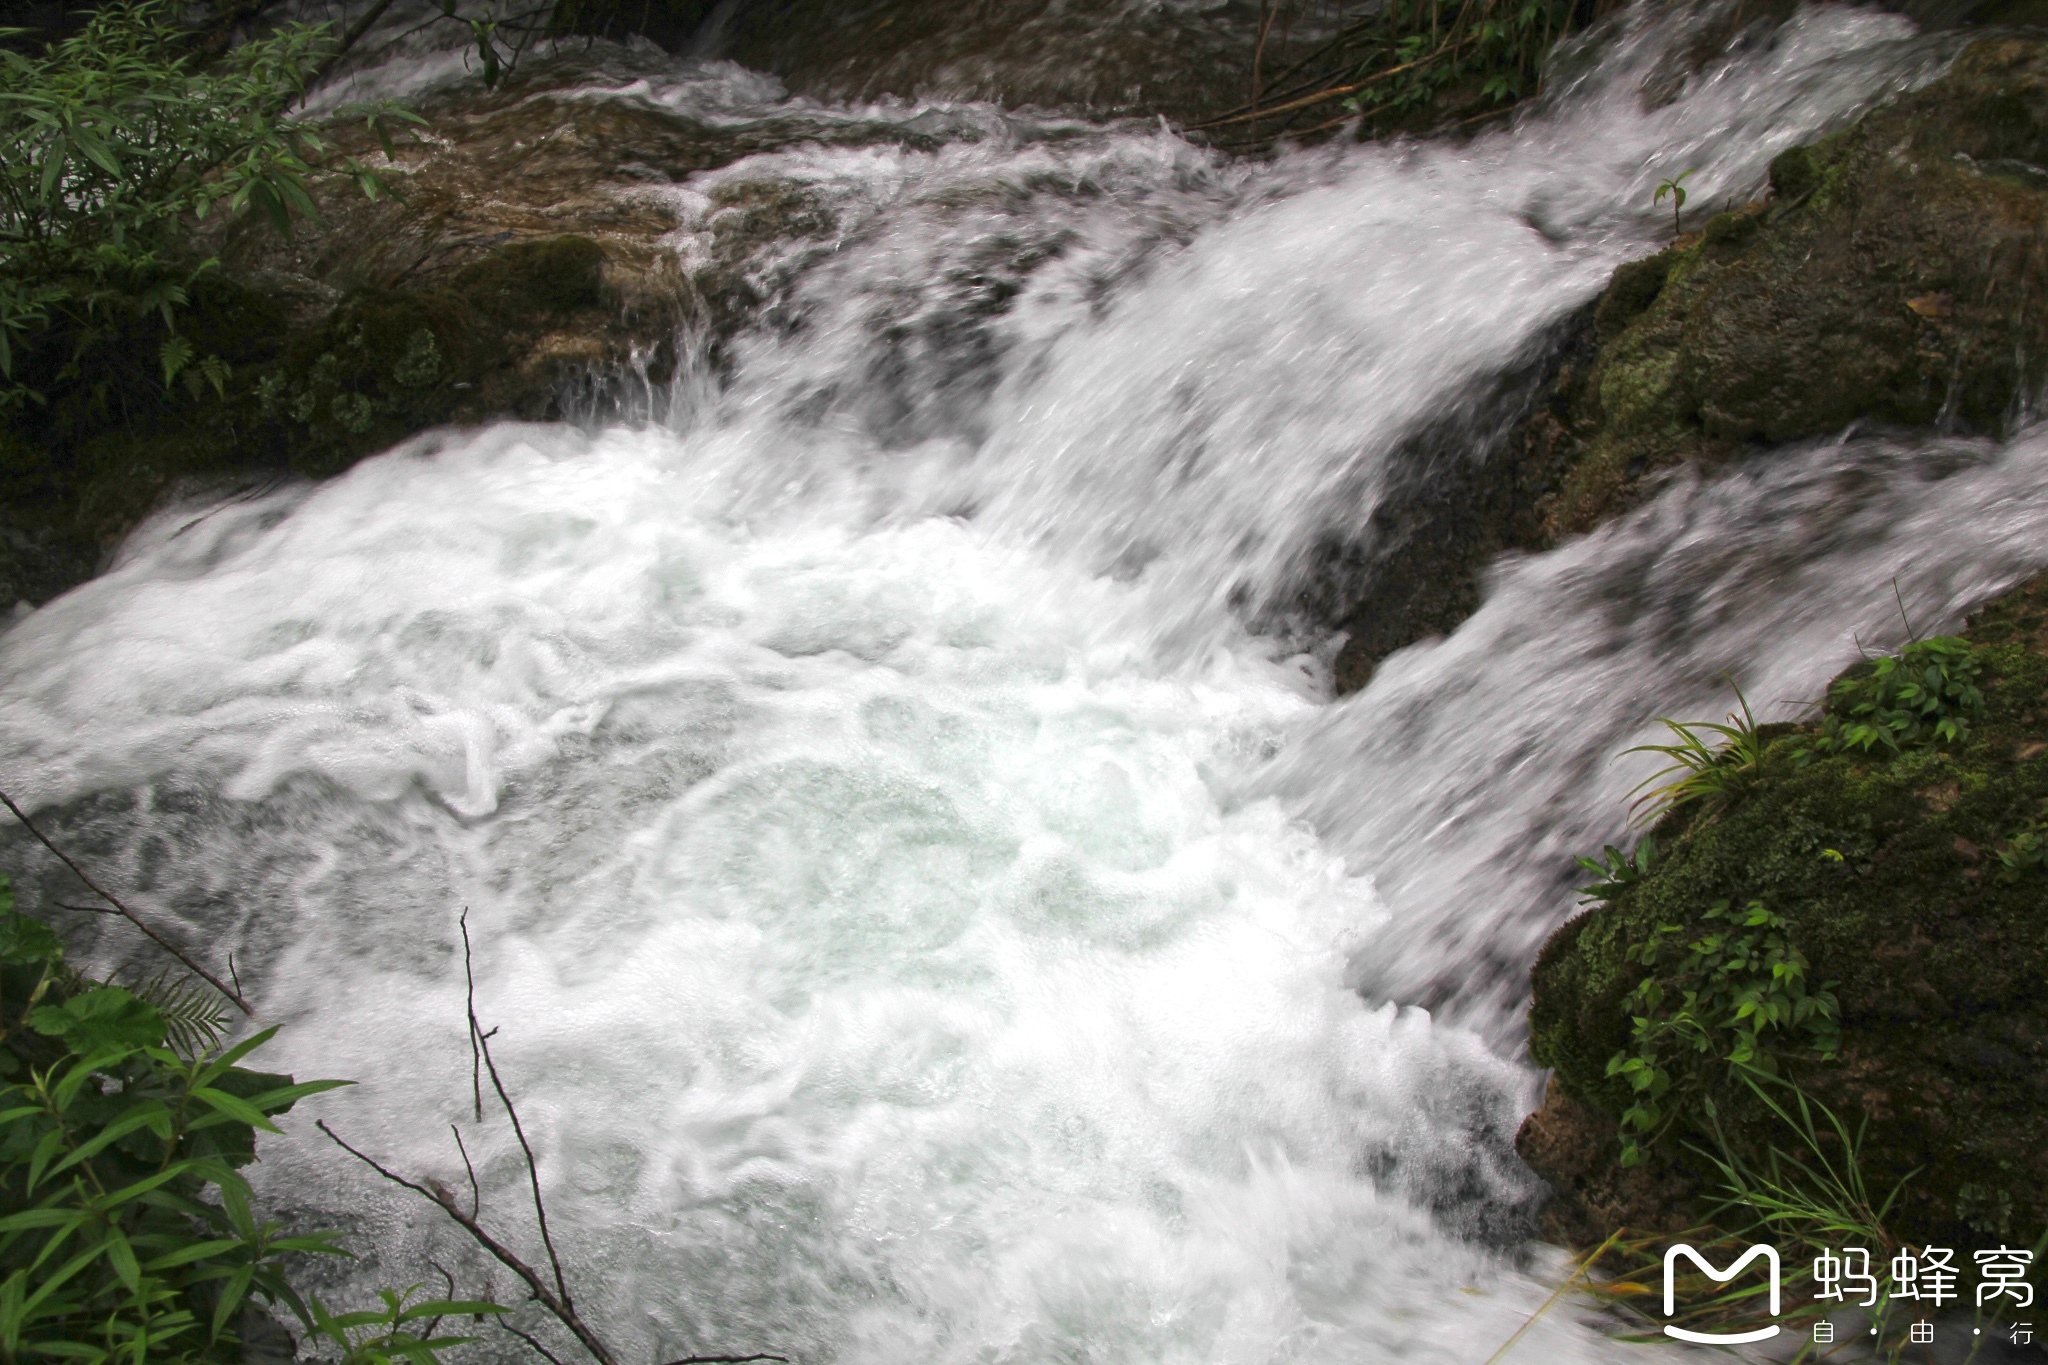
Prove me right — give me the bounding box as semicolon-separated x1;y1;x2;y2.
241;1077;353;1114
210;1265;253;1339
105;1232;140;1294
44;1101;173;1183
194;1026;280;1087
395;1300;506;1322
187;1085;283;1133
30;987;165;1054
139;1238;241;1273
0;909;61;965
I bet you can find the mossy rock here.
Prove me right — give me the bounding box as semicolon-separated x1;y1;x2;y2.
0;235;617;604
278;236;611;471
1522;574;2048;1247
1522;35;2048;541
1331;38;2048;692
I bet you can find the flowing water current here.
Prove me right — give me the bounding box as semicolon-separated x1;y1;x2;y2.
1;5;2041;1361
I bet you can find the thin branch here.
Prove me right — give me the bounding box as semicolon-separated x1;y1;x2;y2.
1202;11;1381;123
474;985;573;1311
461;908;483;1122
1251;0;1279;112
316;1119;621;1365
423;1259;459;1342
0;785;253;1015
53;901;120;917
300;0;404;101
501;1320;574;1365
658;1356;791;1364
1186;37;1469;129
460;911;579;1335
452;1123;482;1218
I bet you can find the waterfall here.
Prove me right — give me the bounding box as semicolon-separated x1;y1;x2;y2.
0;5;2028;1362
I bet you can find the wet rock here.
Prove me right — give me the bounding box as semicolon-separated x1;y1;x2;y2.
1520;573;2048;1247
1528;35;2048;541
1323;35;2048;692
712;0;1282;125
0;56;879;607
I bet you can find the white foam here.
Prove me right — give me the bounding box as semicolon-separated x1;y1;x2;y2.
0;4;1995;1360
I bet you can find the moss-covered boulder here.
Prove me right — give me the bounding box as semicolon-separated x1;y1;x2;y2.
1520;574;2048;1248
1532;35;2048;539
0;232;631;609
1326;34;2048;692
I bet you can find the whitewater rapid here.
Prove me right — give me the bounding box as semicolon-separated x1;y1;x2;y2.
0;5;2034;1363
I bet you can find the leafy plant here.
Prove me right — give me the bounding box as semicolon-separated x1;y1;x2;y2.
1806;636;1985;758
1605;898;1840;1166
1624;679;1766;827
1654;168;1695;237
1993;822;2048;881
1196;0;1581;142
1573;835;1656;903
301;1284;504;1365
1574;1069;1912;1349
1342;0;1580;116
0;872;501;1363
0;0;418;403
1695;1065;1907;1255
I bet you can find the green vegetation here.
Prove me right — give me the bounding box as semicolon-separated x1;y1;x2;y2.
1336;0;1582;116
1525;580;2048;1247
1623;681;1765;825
1805;635;1985;758
0;0;620;609
1603;898;1840;1166
0;0;413;408
1653;168;1693;237
1522;38;2048;545
0;873;500;1363
1192;0;1587;143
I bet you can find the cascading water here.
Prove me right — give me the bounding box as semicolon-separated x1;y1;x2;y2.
0;4;2032;1362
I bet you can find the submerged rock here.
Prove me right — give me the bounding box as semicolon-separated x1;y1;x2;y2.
1520;573;2048;1247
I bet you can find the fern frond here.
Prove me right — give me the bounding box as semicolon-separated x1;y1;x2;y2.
126;966;230;1056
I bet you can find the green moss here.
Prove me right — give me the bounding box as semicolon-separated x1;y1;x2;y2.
1527;577;2048;1245
1517;36;2048;542
0;234;615;602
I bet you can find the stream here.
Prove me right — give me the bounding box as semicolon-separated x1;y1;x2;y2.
0;4;2037;1361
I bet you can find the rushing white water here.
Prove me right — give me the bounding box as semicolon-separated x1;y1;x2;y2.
0;5;2031;1363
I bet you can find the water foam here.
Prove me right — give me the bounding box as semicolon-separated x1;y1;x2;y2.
0;4;2007;1360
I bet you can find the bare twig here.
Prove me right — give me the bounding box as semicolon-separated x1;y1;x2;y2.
501;1321;573;1365
1251;0;1279;112
1187;37;1469;129
452;1123;482;1218
0;785;253;1015
461;909;483;1122
472;978;572;1311
300;0;404;100
317;1119;622;1365
458;909;571;1309
53;901;119;917
422;1259;459;1341
322;915;791;1365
